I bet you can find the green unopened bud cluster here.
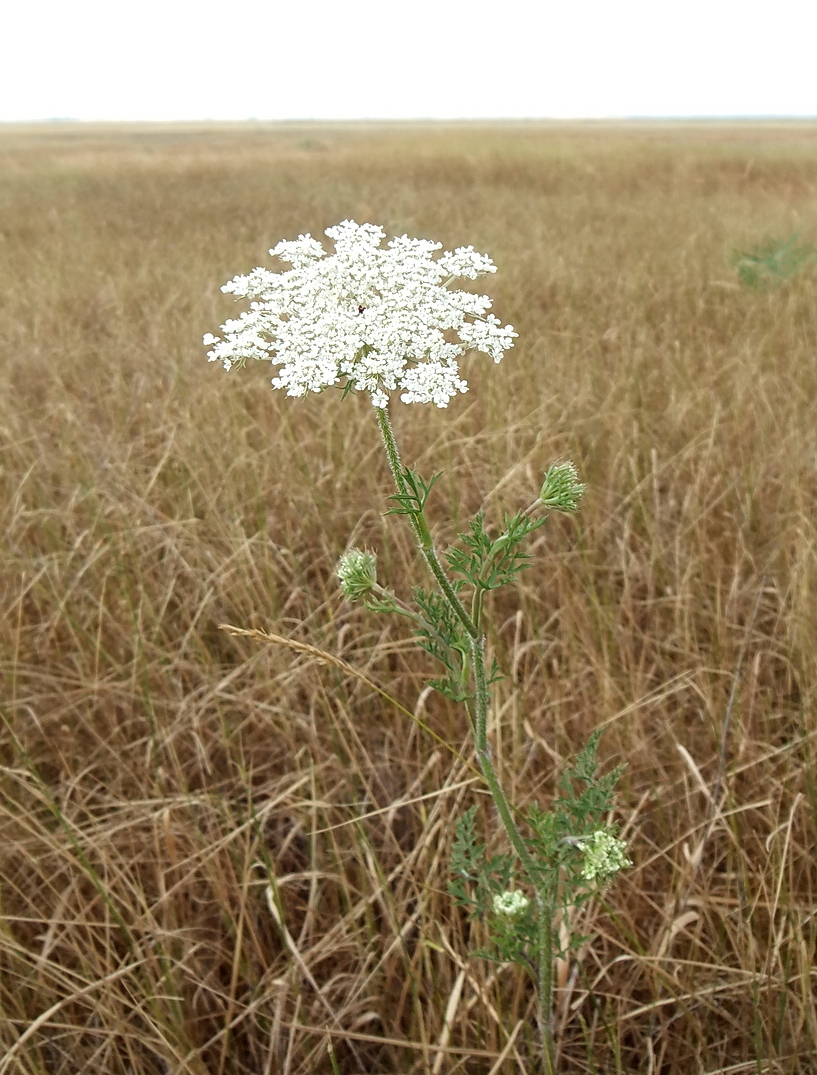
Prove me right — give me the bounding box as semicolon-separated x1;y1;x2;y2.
492;889;531;917
539;461;584;513
336;548;378;601
578;830;631;882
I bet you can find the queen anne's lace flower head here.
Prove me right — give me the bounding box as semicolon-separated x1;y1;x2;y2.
492;890;530;917
204;220;517;408
578;831;631;883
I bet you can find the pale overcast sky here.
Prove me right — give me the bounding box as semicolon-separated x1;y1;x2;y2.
2;0;816;122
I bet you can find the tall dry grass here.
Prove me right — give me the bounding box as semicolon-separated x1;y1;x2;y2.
0;120;816;1074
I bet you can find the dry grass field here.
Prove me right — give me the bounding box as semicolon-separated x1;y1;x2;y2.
1;120;816;1075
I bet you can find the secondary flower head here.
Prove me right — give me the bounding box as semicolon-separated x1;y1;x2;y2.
336;548;378;601
539;461;585;513
578;830;631;883
492;890;531;917
204;220;517;408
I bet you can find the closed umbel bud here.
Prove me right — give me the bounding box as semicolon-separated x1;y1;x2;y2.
336;548;378;601
539;461;584;513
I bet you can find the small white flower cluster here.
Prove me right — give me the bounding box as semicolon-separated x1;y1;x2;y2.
578;831;631;883
492;890;530;917
204;220;517;408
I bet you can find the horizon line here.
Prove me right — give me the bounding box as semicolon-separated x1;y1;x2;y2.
2;114;816;126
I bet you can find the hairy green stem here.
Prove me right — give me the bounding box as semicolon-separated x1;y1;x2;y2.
471;585;485;634
375;404;556;1070
470;635;538;875
375;407;477;641
537;888;557;1075
472;634;555;1073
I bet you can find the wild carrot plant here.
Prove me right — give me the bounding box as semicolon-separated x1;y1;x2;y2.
206;220;631;1072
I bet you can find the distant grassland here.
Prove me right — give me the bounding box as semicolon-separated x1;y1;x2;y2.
1;121;816;1074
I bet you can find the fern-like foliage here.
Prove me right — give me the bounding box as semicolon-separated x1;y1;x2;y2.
733;234;815;288
411;586;471;700
446;511;546;594
525;731;627;952
385;466;442;516
449;805;537;969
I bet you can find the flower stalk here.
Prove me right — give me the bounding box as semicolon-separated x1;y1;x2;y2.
375;406;477;641
375;402;556;1072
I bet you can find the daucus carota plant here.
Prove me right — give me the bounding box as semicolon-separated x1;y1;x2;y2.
206;220;630;1072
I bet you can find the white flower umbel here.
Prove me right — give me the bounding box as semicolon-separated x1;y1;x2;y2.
578;830;632;883
204;220;517;408
492;890;531;917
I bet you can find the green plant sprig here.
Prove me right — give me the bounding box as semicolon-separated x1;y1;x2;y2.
733;233;816;288
356;405;622;1075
